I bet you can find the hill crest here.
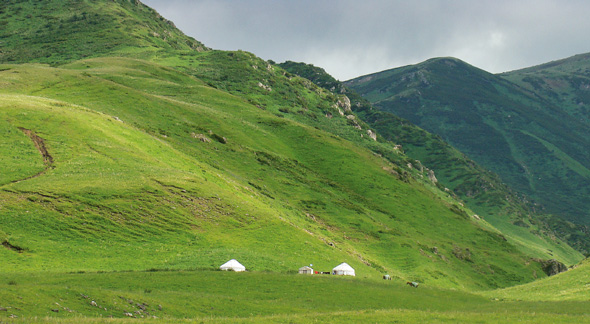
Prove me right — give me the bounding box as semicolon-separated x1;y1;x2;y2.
0;0;208;65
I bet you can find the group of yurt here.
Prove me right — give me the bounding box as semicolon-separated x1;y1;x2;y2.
299;262;356;276
218;259;356;276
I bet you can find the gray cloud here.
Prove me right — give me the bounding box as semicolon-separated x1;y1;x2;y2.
142;0;590;80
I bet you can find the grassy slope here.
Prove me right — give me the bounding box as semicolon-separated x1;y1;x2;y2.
0;62;378;274
501;52;590;251
346;57;590;252
0;0;587;322
278;61;582;265
0;0;206;64
484;258;590;302
0;57;547;291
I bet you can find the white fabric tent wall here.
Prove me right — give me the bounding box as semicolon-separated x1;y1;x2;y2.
332;262;355;276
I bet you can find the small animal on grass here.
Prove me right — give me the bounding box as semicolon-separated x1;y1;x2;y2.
406;281;419;288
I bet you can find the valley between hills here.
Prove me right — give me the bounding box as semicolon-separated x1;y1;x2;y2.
0;0;588;322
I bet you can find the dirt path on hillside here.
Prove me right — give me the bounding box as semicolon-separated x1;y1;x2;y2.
1;128;54;187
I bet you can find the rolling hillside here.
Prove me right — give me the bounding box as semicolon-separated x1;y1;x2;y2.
346;57;590;254
0;0;568;294
484;257;590;302
278;61;583;264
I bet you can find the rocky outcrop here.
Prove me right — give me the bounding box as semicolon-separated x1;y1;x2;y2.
257;82;272;92
346;115;362;130
337;95;352;113
427;169;438;184
191;133;211;143
534;258;568;276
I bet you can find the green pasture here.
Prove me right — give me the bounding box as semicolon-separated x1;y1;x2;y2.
0;270;588;323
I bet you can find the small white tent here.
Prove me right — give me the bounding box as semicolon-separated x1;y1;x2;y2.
332;262;355;276
298;266;314;274
219;259;246;272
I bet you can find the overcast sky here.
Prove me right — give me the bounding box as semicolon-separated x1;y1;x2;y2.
141;0;590;81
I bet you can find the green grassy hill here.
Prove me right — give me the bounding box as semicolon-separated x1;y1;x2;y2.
0;0;560;290
501;53;590;152
278;61;583;265
0;0;588;322
0;0;207;64
346;57;590;254
484;257;590;302
0;55;546;289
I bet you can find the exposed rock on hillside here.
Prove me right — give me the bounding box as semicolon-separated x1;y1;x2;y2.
534;259;568;276
427;169;438;184
337;95;352;113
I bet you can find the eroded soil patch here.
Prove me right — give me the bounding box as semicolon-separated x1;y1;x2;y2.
18;127;53;165
1;127;56;186
2;240;24;253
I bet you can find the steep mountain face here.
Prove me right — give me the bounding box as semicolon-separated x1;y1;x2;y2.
0;0;581;290
501;53;590;131
279;61;585;262
346;58;590;235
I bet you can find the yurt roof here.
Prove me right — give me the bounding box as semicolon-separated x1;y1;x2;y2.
220;259;245;269
333;262;354;271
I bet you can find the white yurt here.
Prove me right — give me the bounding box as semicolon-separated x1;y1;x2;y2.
332;262;355;276
298;266;314;274
219;259;246;272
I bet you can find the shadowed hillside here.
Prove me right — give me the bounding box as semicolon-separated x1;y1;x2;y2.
346;57;590;254
279;60;583;263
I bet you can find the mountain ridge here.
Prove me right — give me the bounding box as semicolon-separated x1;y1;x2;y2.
279;60;585;262
346;55;590;254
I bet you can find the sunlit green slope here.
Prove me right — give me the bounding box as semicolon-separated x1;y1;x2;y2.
0;0;207;64
0;0;573;291
485;258;590;301
1;270;589;322
0;58;547;290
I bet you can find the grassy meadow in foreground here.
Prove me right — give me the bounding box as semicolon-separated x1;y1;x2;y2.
0;270;589;323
